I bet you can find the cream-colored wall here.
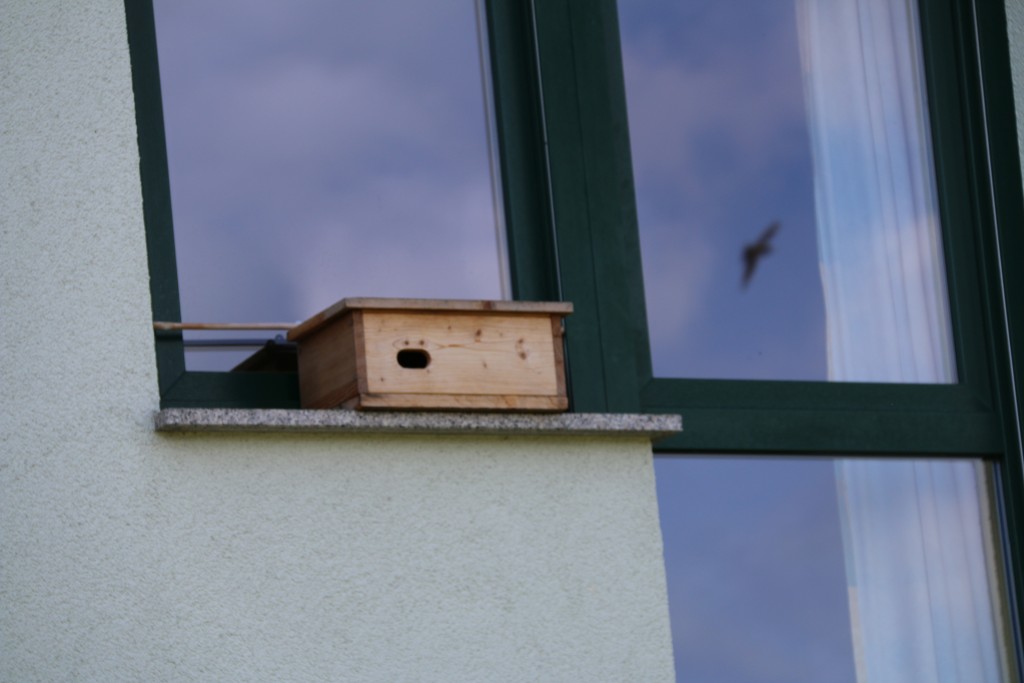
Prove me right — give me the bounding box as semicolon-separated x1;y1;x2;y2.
1008;0;1024;173
0;2;673;681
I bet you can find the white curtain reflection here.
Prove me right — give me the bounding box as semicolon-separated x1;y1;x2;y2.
835;460;1009;682
796;0;954;383
797;0;1011;680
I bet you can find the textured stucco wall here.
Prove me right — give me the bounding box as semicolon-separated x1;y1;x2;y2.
1009;0;1024;173
0;2;674;681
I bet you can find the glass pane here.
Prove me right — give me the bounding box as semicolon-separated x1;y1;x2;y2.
618;0;955;383
655;456;1014;683
153;1;506;370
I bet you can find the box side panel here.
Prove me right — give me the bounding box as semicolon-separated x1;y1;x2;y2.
361;312;561;397
297;315;359;408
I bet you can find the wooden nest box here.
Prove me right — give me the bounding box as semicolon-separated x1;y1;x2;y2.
287;298;572;411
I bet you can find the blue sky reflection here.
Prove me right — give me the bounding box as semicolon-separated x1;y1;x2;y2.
619;0;827;381
655;457;857;683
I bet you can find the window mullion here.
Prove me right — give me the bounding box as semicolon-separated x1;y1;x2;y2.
485;0;561;304
533;0;650;413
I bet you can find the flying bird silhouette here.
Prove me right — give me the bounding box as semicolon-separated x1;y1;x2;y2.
741;221;780;288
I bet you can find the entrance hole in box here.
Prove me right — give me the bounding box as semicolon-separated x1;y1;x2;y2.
397;348;431;369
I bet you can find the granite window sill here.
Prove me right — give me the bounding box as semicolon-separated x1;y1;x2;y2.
155;408;682;440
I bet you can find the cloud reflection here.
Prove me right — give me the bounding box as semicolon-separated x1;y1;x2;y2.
154;0;502;370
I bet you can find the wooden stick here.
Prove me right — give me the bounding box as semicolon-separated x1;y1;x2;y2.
153;322;296;331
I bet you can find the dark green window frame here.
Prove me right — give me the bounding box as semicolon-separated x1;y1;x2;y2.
126;0;1024;658
536;0;1002;443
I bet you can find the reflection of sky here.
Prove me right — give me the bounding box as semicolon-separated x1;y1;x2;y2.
618;0;827;381
614;4;870;664
655;457;856;683
153;1;503;370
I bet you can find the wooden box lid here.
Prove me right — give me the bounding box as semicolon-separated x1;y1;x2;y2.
288;298;573;342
